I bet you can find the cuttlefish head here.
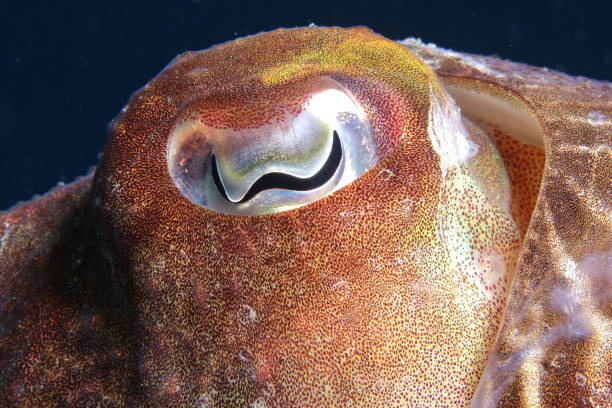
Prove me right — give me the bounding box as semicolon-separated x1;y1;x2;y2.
94;27;523;406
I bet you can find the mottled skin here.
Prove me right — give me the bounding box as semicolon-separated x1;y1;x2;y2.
93;27;521;407
401;38;611;407
0;27;609;407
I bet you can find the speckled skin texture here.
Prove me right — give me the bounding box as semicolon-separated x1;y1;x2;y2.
401;39;612;407
92;26;522;407
0;174;140;406
0;27;609;407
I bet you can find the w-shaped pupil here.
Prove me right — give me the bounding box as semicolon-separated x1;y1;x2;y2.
212;131;343;203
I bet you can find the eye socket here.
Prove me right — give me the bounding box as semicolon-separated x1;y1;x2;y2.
167;77;377;215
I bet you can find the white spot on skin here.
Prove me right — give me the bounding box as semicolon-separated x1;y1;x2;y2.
187;66;210;77
331;279;350;290
239;304;257;324
331;279;351;302
586;110;608;126
400;37;438;49
550;353;567;368
477;252;507;300
549;286;592;338
178;249;190;266
238;348;253;363
575;372;587;387
377;168;394;181
0;221;11;255
401;197;414;209
560;257;578;281
262;382;276;397
250;398;268;408
578;250;612;305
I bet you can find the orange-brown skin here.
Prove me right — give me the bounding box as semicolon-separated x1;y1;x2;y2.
489;131;544;237
95;26;518;407
0;27;609;408
401;39;611;407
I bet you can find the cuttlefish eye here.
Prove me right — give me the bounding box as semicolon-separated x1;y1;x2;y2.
167;77;376;215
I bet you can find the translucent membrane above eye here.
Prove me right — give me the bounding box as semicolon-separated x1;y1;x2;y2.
167;77;377;216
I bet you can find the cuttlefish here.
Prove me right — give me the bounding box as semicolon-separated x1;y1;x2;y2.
0;26;610;407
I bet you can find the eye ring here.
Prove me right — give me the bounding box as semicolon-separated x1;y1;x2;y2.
167;77;377;215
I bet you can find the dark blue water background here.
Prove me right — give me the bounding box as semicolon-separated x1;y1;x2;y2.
1;0;610;209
